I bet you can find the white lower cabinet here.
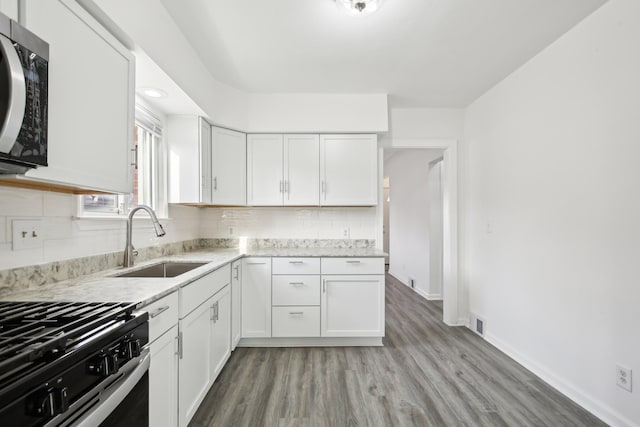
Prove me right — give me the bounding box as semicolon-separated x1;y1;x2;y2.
272;306;320;337
178;295;213;427
231;260;242;350
178;284;231;427
149;325;179;427
320;275;385;337
241;258;272;338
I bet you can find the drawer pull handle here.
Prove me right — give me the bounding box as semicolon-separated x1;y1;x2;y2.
346;260;361;264
289;282;305;286
149;305;170;318
288;261;304;264
246;262;267;265
289;312;304;315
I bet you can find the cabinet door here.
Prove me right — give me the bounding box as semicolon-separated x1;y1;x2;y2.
247;134;283;205
23;0;134;193
212;126;246;205
178;296;213;427
284;134;320;206
149;325;179;427
210;285;231;381
241;258;272;338
320;134;378;206
321;275;385;337
199;119;212;204
0;0;18;20
231;260;242;350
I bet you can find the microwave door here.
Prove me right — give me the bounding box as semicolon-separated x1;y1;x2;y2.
0;33;25;154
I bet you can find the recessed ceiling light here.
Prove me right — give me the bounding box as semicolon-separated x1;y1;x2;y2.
336;0;382;15
139;87;168;99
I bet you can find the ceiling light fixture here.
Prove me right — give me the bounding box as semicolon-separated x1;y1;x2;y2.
139;87;168;99
336;0;382;15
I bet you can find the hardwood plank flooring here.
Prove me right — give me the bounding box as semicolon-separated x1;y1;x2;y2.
189;274;605;427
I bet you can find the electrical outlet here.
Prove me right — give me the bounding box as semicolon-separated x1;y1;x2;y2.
342;227;350;238
616;365;632;392
12;220;43;250
228;227;234;236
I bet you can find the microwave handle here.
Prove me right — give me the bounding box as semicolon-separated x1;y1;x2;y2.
0;34;26;154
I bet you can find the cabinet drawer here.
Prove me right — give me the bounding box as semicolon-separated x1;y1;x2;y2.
321;257;384;275
180;264;231;318
144;292;179;343
272;275;320;306
272;257;320;275
272;306;320;337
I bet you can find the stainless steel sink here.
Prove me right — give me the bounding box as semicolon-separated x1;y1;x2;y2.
115;262;208;278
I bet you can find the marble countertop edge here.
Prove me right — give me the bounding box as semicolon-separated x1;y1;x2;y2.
0;247;386;307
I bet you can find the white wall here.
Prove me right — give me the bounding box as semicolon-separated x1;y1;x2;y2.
428;160;443;298
0;187;200;270
246;93;388;133
200;207;376;240
385;149;443;299
463;0;640;425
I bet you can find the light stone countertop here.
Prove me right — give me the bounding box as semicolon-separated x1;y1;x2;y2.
0;247;386;308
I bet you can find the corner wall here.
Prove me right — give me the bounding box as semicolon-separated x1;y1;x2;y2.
463;0;640;424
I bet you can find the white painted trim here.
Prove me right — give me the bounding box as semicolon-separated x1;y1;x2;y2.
379;138;459;326
484;332;638;427
238;337;383;347
390;270;443;301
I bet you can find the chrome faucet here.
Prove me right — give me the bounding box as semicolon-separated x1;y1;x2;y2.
123;205;166;268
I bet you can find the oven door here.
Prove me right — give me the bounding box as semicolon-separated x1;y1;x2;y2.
51;349;150;427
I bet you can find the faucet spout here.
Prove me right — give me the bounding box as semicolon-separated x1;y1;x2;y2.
123;205;166;268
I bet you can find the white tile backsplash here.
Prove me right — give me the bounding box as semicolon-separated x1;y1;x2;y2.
0;188;201;270
0;186;376;271
0;187;43;216
200;206;377;240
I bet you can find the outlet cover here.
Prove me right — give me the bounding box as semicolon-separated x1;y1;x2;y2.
12;220;43;250
616;365;632;392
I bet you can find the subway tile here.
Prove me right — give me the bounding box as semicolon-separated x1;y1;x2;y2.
43;192;77;217
0;187;43;216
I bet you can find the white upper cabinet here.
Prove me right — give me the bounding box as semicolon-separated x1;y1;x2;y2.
21;0;134;193
0;0;18;20
246;134;283;205
167;116;211;204
247;134;320;206
211;126;246;205
320;134;378;206
284;134;319;205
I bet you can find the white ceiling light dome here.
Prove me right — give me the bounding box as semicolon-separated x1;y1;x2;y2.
336;0;383;15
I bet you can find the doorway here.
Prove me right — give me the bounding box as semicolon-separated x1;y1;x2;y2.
383;149;444;301
376;139;460;326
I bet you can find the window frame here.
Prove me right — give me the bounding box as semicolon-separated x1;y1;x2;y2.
76;103;168;219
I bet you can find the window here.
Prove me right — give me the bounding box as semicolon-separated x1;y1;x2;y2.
79;105;166;217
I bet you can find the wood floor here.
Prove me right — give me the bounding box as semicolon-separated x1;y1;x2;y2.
189;274;605;427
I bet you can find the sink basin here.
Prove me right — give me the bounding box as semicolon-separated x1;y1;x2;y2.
115;262;208;278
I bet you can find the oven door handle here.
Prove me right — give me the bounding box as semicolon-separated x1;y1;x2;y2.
0;34;26;154
74;349;150;427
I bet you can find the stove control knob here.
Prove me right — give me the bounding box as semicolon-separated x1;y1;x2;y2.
88;353;119;377
30;386;69;418
121;339;141;360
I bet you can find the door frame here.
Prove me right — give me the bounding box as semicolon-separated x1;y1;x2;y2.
376;138;462;326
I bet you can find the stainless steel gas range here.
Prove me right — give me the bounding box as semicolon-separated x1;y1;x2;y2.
0;301;149;426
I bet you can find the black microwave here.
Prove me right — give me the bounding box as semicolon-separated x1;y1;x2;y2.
0;11;48;174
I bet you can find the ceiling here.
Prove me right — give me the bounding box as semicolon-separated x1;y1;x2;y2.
160;0;605;108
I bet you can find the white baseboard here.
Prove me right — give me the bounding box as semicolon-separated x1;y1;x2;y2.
238;337;383;347
484;332;638;427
